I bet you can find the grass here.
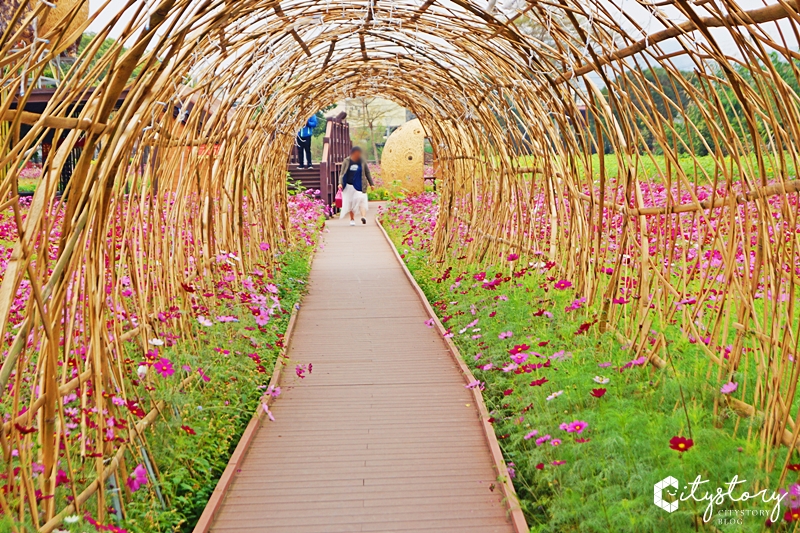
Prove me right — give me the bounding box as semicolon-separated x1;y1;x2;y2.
381;197;796;532
518;153;797;186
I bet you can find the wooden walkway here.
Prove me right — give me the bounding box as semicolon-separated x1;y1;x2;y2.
205;208;516;533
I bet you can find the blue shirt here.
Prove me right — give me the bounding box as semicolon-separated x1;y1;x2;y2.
345;161;363;192
299;116;318;138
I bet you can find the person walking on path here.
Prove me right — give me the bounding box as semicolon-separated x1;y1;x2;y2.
296;115;318;169
338;146;374;226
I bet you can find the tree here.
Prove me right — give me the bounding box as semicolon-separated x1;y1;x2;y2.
348;97;398;162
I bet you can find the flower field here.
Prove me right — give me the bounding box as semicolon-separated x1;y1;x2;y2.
0;191;325;532
382;191;800;532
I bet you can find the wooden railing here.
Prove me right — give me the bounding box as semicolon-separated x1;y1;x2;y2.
288;112;351;211
320;112;351;209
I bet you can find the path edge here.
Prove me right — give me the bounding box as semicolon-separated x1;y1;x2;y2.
376;213;530;533
192;252;313;533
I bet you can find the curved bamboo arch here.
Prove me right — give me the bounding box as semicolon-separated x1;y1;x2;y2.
3;0;800;528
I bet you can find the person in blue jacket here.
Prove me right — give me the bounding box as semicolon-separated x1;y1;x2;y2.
296;115;318;169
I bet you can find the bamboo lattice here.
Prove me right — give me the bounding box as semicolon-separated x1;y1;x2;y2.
2;0;800;529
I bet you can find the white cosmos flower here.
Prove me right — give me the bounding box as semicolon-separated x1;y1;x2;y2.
593;376;609;384
148;338;164;346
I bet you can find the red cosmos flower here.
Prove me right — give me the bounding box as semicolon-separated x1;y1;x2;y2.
14;423;37;435
590;388;607;398
530;377;548;387
503;389;514;396
669;436;694;453
508;344;531;355
785;508;800;522
535;463;545;470
789;464;800;471
180;425;196;435
575;321;597;335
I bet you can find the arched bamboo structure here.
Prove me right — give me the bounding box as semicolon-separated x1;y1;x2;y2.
3;0;800;529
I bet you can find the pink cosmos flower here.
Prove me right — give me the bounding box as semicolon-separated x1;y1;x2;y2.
523;430;538;440
198;368;210;382
262;402;276;422
266;283;279;294
424;318;435;328
197;316;213;327
259;242;270;251
535;435;551;446
498;331;513;340
720;382;738;394
550;439;562;446
255;309;270;327
153;358;174;378
126;464;148;492
554;279;572;290
465;380;484;390
216;315;238;323
565;298;586;312
566;420;588;433
510;352;528;365
295;363;312;379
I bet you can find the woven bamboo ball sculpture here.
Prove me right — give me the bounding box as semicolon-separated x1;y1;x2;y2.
381;119;426;194
38;0;89;54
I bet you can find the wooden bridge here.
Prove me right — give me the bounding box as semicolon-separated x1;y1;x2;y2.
194;208;526;533
289;112;352;210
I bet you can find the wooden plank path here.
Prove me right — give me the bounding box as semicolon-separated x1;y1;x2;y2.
202;208;518;533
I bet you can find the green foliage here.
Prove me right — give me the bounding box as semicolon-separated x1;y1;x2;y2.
383;204;790;533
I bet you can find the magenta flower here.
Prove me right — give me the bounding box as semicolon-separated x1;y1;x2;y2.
507;253;519;261
198;368;210;382
550;439;562;446
126;464;148;492
720;382;738;394
535;435;551;446
554;279;572;290
153;358;174;378
523;430;538;440
424;318;435;328
566;420;588;433
259;242;270;251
